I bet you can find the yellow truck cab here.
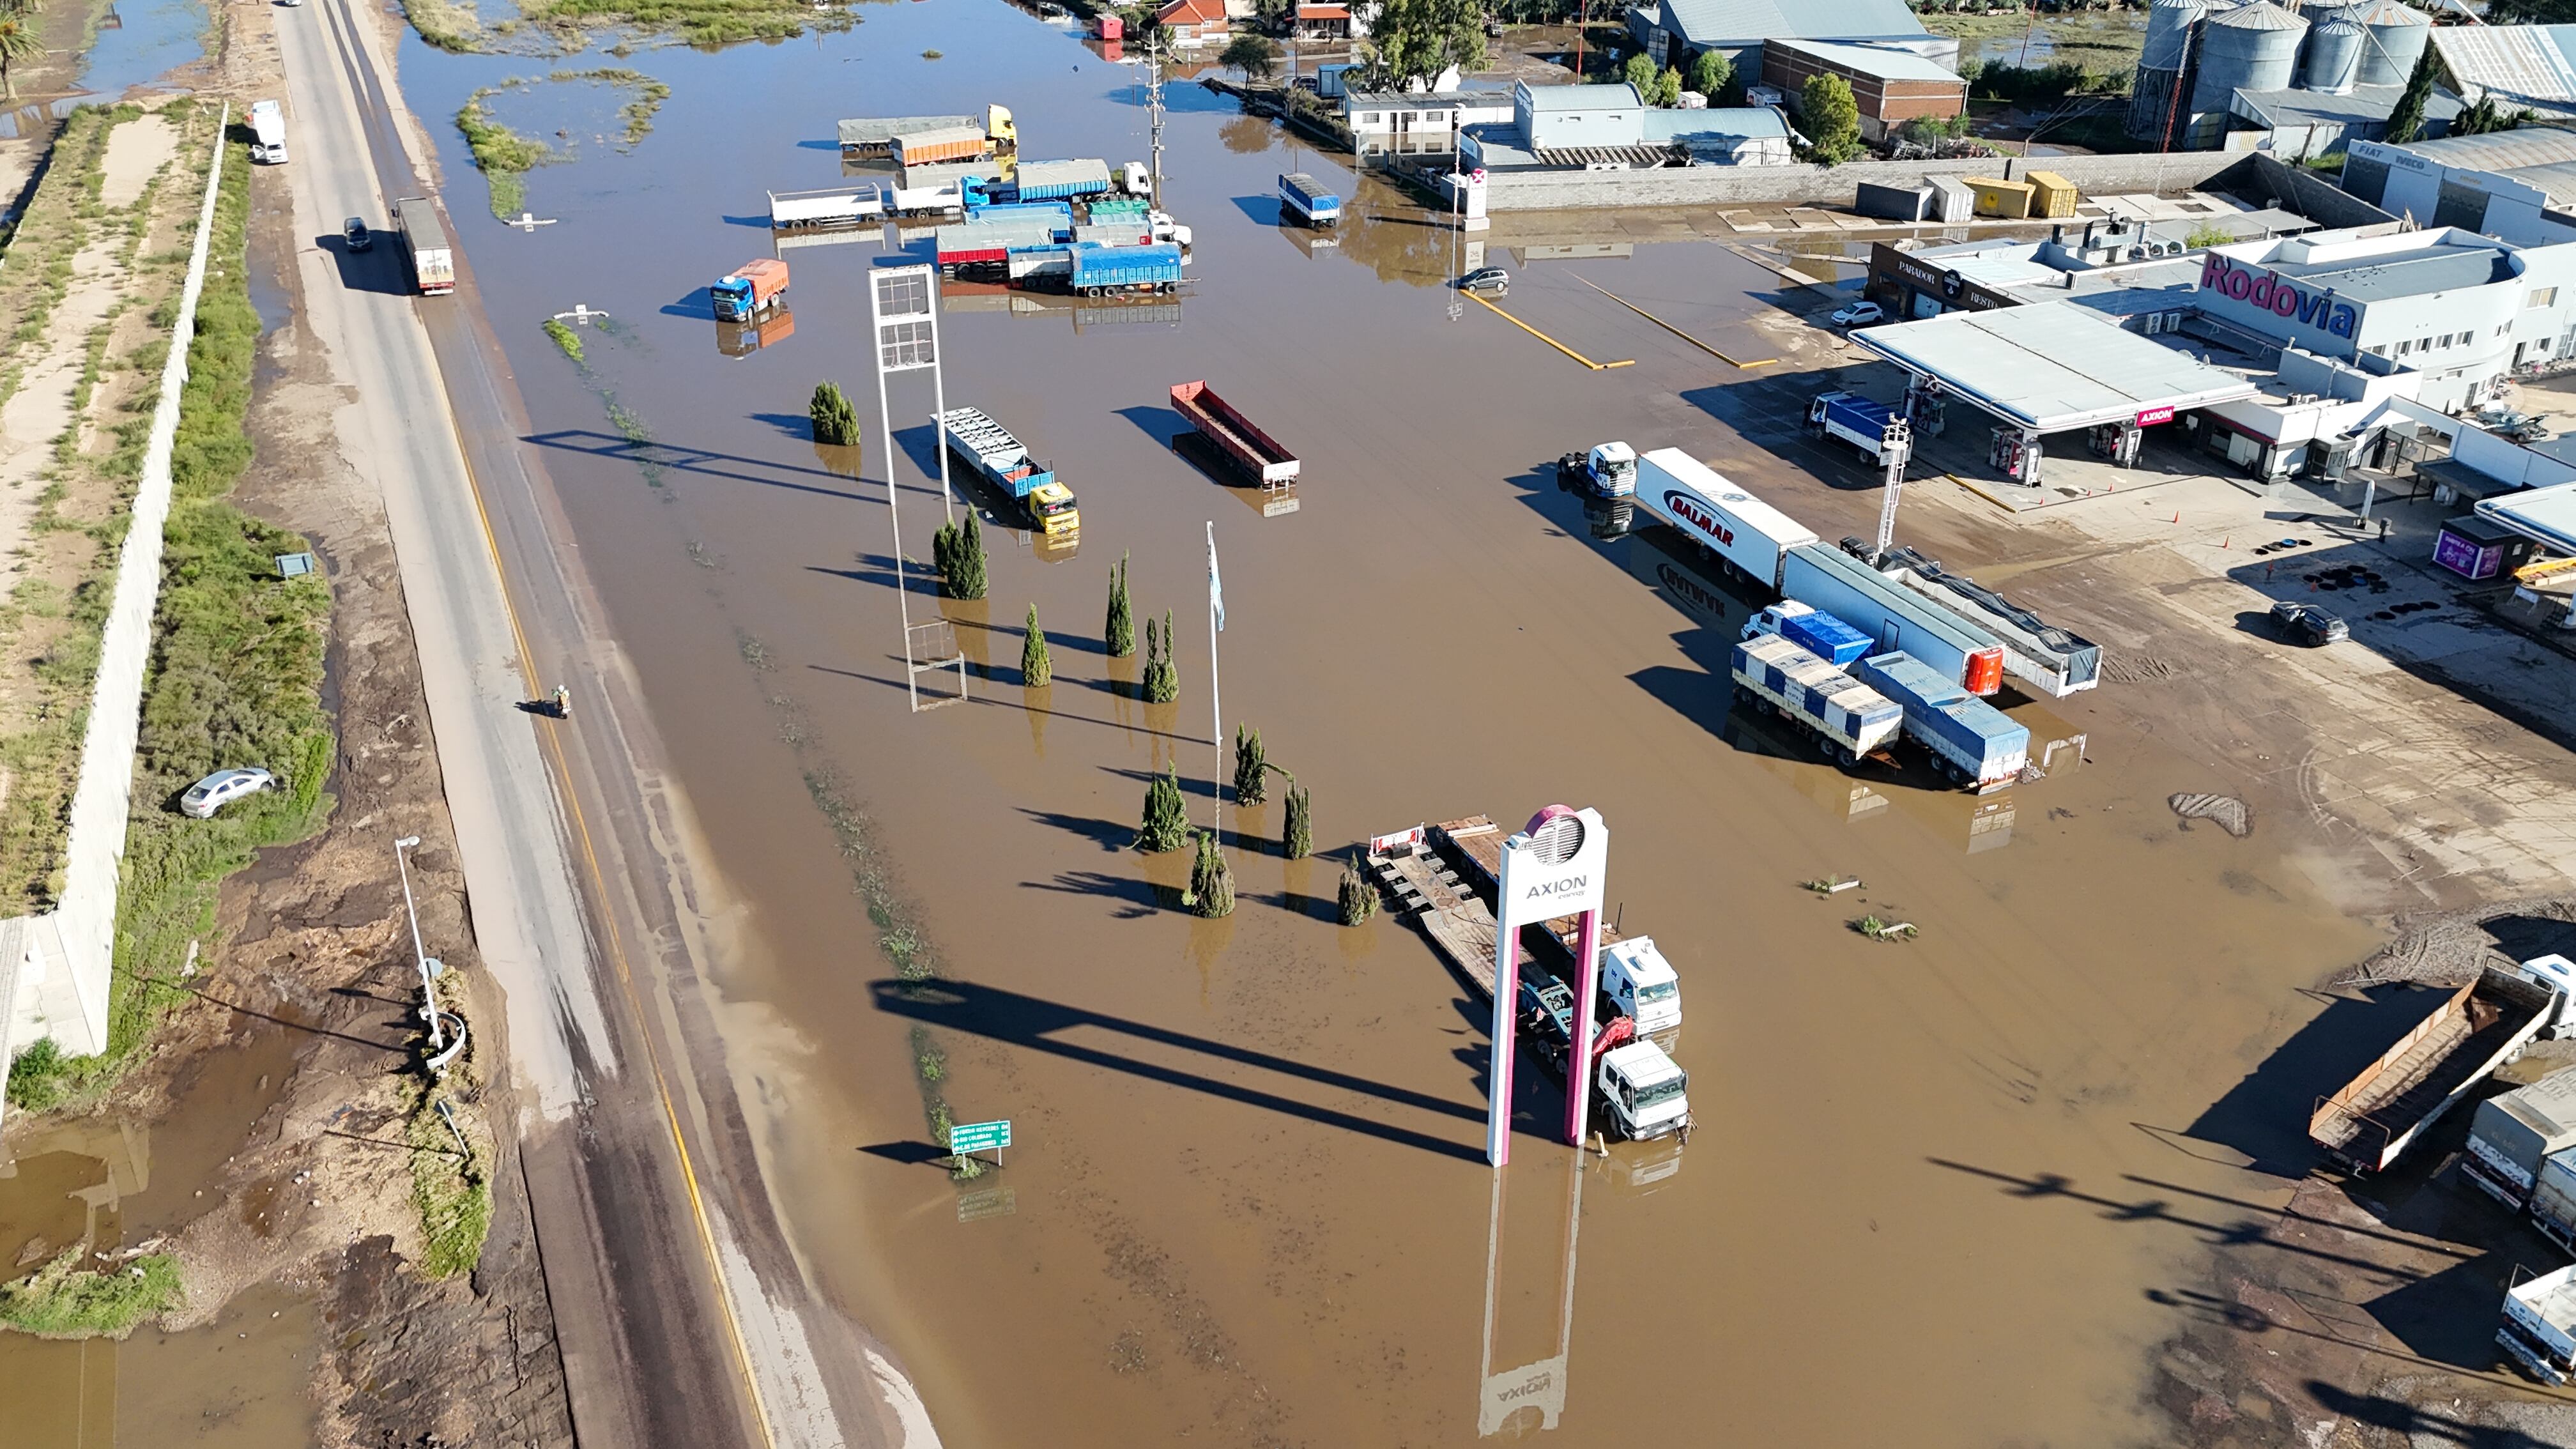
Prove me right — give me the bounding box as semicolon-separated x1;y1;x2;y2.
1027;479;1078;537
987;103;1017;153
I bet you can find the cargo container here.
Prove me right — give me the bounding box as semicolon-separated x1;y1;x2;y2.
893;125;994;167
2501;1263;2576;1385
1965;176;2035;218
1731;634;1905;764
2465;1064;2576;1210
1013;158;1116;201
1068;241;1183;295
1781;607;1871;666
1279;172;1343;227
2534;1146;2576;1251
1850;651;2029;791
2310;956;2576;1174
1096;12;1123;39
962;199;1074;235
839;113;976;155
1008;244;1073;284
1855;180;1931;222
1926;176;1975;224
709;257;788;322
935;217;1064;271
1632;448;1817;590
1882;548;2103;698
394;196;454;296
1170;379;1298;485
1807;391;1906;465
938;406;1080;537
1775;545;2006;695
2025;170;2078;218
769;184;885;229
1074;220;1155;247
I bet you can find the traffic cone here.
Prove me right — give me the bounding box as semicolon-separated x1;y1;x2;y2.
2172;511;2181;523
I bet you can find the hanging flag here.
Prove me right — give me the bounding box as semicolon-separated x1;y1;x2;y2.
1206;521;1224;633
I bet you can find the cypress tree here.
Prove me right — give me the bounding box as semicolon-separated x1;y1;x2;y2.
2386;46;2437;146
1187;831;1234;918
1136;764;1188;852
940;512;988;601
1143;610;1177;703
1105;551;1135;658
1282;781;1312;860
809;381;860;446
1232;725;1268;804
1022;603;1051;688
1338;854;1378;925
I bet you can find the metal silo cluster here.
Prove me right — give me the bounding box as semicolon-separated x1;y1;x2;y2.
2126;0;2435;146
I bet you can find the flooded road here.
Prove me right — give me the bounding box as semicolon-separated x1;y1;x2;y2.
393;6;2384;1443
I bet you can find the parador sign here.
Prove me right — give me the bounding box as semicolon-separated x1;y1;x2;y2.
2200;252;2358;339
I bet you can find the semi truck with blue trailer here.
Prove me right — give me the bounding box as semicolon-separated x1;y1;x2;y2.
1278;172;1343;227
1731;634;1904;765
937;406;1082;539
1067;241;1184;296
1850;651;2029;791
1012;158;1115;201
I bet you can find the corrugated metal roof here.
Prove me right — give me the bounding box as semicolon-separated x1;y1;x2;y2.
2431;24;2576;104
1532;144;1683;167
1768;37;1965;83
2347;0;2428;27
2386;125;2576;171
1642;107;1789;141
2501;158;2576;210
1650;0;1928;48
1849;302;2260;431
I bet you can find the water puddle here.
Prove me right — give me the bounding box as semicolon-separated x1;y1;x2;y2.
0;1280;319;1446
75;0;211;102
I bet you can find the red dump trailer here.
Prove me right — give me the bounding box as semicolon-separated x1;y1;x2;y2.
1169;379;1298;486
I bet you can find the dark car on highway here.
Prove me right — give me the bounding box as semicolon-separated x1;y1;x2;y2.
343;217;372;252
2271;601;2347;645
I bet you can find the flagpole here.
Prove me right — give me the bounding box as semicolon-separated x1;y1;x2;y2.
1206;521;1222;838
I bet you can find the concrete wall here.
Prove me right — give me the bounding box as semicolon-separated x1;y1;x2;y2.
1;113;229;1086
1482;148;2241;211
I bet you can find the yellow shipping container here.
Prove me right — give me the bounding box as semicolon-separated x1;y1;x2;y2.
2025;170;2078;218
1964;176;2034;219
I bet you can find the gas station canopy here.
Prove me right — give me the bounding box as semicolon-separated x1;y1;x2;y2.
1847;301;2260;434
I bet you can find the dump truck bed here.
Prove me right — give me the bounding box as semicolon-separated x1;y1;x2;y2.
2310;966;2559;1172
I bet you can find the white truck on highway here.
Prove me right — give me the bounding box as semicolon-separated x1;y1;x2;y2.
249;100;288;164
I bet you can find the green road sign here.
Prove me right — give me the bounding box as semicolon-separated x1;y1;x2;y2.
948;1119;1012;1154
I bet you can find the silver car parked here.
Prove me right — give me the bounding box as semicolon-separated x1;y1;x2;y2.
180;767;275;818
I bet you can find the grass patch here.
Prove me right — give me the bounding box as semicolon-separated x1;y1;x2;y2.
408;1076;492;1278
542;317;585;366
508;0;855;49
551;66;669;146
456;82;553;220
0;1249;181;1338
404;0;484;50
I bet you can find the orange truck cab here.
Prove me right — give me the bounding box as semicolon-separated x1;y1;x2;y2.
710;257;790;322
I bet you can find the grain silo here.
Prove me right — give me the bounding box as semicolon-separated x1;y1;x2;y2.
2189;1;2308;116
2347;0;2430;88
2128;0;2218;139
2301;16;2365;94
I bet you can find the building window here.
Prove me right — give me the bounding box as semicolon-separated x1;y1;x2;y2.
2396;339;2412;354
2532;287;2558;307
1360;112;1381;125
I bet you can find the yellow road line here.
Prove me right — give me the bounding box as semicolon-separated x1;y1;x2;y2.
454;441;782;1449
1945;473;2018;514
1571;275;1774;368
1464;289;1634;369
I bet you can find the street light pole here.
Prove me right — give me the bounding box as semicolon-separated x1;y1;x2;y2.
394;835;441;1051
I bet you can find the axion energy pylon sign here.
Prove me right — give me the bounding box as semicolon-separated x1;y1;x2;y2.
1487;806;1609;1168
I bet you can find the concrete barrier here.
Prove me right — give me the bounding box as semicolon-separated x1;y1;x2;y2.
1482;151;2244;211
1;107;229;1101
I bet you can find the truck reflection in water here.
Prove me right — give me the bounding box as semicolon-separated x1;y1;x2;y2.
714;307;795;359
942;280;1181;332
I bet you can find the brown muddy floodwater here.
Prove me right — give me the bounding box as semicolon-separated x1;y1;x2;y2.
0;1022;315;1445
404;7;2386;1443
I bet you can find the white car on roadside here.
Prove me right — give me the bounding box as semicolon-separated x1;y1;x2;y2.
180;767;275;818
1829;301;1885;328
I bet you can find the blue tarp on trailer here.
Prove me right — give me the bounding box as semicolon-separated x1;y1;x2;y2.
1851;651;2029;789
1069;241;1183;289
1782;610;1871;666
1013;158;1114;201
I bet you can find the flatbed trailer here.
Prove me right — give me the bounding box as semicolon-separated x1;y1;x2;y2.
1170;379;1298;488
1363;826;1539;1006
839;114;976;155
2310;963;2568;1173
769;184;885;230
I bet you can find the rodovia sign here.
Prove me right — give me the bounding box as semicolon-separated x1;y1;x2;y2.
2198;252;2358;339
1489;805;1609;1167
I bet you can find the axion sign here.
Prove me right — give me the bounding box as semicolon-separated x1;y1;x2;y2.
2200;253;2357;339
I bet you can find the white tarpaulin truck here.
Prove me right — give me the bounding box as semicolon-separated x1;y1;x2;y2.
249;100;288;164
